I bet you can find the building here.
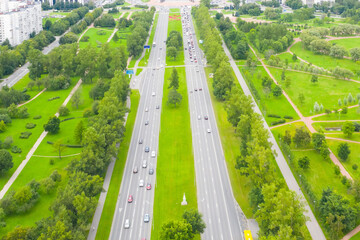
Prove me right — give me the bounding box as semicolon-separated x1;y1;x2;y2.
0;0;42;46
37;0;89;7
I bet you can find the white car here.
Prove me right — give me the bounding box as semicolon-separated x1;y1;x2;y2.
145;108;148;112
151;151;156;158
124;219;130;229
207;129;211;133
152;92;156;96
139;179;144;187
142;160;147;168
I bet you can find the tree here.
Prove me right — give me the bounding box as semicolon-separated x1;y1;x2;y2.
44;116;60;134
349;48;360;61
298;93;305;105
72;88;83;109
326;213;345;240
112;33;119;42
330;45;347;59
284;130;292;145
74;120;85;144
183;209;206;234
167;89;182;107
293;127;311;147
44;19;52;31
58;106;70;116
332;66;354;80
168;67;179;90
342;106;348;114
0;149;13;175
342;121;355;137
167;46;178;60
0;121;6;133
52;139;67;160
28;48;45;80
160;220;194;240
298;156;310;169
0;208;5;228
59;32;78;45
272;85;282;97
312;133;325;152
311;74;318;84
27;81;35;91
213;61;234;101
286;0;303;9
292;53;297;61
232;0;240;9
225;88;253;127
337;143;350;161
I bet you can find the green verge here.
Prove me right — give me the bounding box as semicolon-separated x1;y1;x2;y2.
268;67;360;117
151;67;198;239
204;68;253;217
350;231;360;240
166;13;185;66
169;8;180;13
139;13;159;67
135;68;143;76
79;27;114;49
95;89;140;240
291;41;360;73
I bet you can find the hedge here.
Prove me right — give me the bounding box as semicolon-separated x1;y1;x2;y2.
46;141;82;148
26;123;37;129
270;119;286;125
268;114;281;118
20;132;32;139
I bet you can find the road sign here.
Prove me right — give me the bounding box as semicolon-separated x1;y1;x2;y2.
144;45;150;49
126;70;134;75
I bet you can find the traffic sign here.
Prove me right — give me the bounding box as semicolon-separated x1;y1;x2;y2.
144;45;150;49
126;70;134;75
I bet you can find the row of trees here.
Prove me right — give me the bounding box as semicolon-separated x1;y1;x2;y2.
50;7;89;36
70;7;103;34
94;14;116;28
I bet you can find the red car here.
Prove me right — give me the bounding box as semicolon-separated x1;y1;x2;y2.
128;195;133;203
146;183;152;190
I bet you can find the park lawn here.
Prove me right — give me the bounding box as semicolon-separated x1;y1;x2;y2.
108;27;131;49
151;67;198;240
123;12;130;19
50;11;70;16
239;66;300;125
127;57;137;69
136;68;143;76
139;13;159;67
328;140;360;180
204;68;253;217
291;41;360;73
313;106;360;121
269;67;360;117
109;11;124;20
169;8;180;13
351;232;360;240
325;132;360;142
276;52;299;64
312;121;360;133
166;13;184;66
79;27;114;49
0;77;80;191
95;89;140;240
12;73;45;99
42;17;58;26
330;38;360;51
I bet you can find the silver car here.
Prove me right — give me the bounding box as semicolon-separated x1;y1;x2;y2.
124;219;130;229
144;214;150;223
139;179;144;187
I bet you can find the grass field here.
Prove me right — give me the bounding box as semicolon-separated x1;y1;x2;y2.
151;67;198;239
239;66;300;125
0;77;80;191
328;139;360;180
79;28;114;49
291;41;360;73
312;121;360;133
139;13;159;67
135;68;143;76
12;73;44;99
204;68;253;217
108;27;132;49
269;68;360;117
42;17;58;26
96;90;140;240
313;106;360;121
351;232;360;240
330;38;360;51
166;13;184;66
49;11;70;16
276;52;299;64
326;132;360;142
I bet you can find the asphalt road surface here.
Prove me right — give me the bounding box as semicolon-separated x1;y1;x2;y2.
181;6;246;240
109;10;169;240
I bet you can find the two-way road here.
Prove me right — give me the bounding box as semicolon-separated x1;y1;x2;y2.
109;10;169;240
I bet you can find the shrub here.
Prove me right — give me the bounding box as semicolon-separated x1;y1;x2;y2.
83;108;93;118
25;123;36;129
61;117;75;122
121;6;130;9
20;132;32;139
3;136;13;149
0;114;11;124
49;159;55;165
48;96;60;101
270;119;286;125
283;115;293;119
268;114;281;118
43;116;60;134
353;164;358;170
334;165;340;175
58;106;70;116
80;36;89;42
11;146;22;154
33;115;42;119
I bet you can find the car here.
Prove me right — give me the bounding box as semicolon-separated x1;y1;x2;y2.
145;120;149;125
124;219;130;229
198;115;201;120
139;179;144;187
144;214;150;222
194;88;197;91
128;195;133;203
149;168;154;175
185;47;187;50
199;88;202;91
195;60;198;63
191;59;193;62
145;146;150;152
142;160;147;168
139;139;143;144
190;90;193;93
204;115;208;120
133;166;138;174
160;47;162;50
196;69;199;72
145;108;148;112
146;183;152;190
207;129;211;133
151;151;156;158
152;92;156;96
156;105;160;109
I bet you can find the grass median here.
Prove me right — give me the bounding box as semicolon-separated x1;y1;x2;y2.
95;89;140;240
151;67;198;239
166;13;184;66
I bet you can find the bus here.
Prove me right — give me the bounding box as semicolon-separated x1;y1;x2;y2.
244;230;253;240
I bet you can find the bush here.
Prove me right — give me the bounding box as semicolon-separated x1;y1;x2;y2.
0;114;11;124
268;114;281;118
80;36;89;42
3;136;13;149
270;119;286;125
11;146;22;153
33;115;42;120
353;164;358;170
20;132;32;139
334;165;340;175
283;115;293;119
61;117;75;122
58;106;70;116
134;4;149;8
49;159;55;165
83;108;93;118
121;6;130;9
25;123;36;129
48;96;60;101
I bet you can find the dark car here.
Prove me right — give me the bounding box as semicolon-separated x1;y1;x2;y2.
149;168;154;175
145;121;149;125
133;166;138;174
145;146;150;152
204;116;208;120
139;139;143;144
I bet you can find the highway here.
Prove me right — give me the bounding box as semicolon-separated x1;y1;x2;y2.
181;6;247;240
109;9;168;240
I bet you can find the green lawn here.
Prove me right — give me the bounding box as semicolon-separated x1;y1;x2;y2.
312;121;360;133
151;67;198;239
108;27;132;49
79;27;114;49
350;232;360;240
166;13;184;66
239;66;300;125
139;13;159;67
169;8;180;13
330;38;360;51
135;68;143;76
269;67;360;117
12;73;44;99
326;132;360;142
42;17;58;26
328;139;360;180
276;52;299;64
204;68;253;217
291;41;360;73
96;90;140;240
313;106;360;121
0;77;80;191
49;11;70;16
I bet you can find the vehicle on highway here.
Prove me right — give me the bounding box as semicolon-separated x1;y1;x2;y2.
145;108;148;112
198;115;201;120
194;88;197;91
144;214;150;223
146;183;152;190
124;219;130;229
145;120;149;125
207;129;211;133
156;105;160;109
151;151;156;158
133;166;138;173
145;146;150;152
139;139;143;144
142;160;147;168
128;195;133;203
139;179;144;187
152;92;156;96
149;168;154;175
204;116;208;120
244;230;253;240
153;41;156;47
199;88;202;91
